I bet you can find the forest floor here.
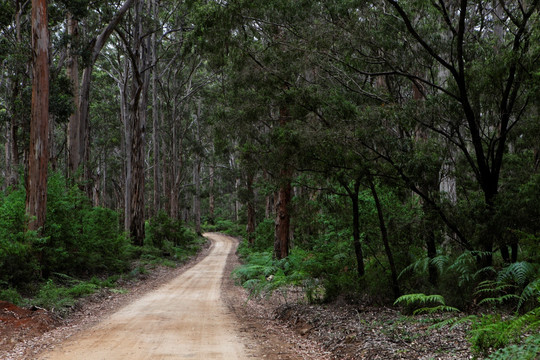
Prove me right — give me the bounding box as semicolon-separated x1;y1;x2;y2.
1;233;474;360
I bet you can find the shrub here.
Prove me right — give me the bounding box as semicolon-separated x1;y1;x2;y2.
147;210;195;248
0;287;24;306
0;187;39;286
79;207;130;273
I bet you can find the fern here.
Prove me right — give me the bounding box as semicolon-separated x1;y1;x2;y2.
398;257;429;280
475;261;539;312
394;293;459;314
446;251;493;287
518;278;540;311
429;314;477;330
497;262;536;287
413;305;460;315
486;333;540;360
478;293;519;306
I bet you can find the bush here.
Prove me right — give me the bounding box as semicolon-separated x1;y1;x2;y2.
0;287;24;306
147;210;196;249
202;218;245;237
0;173;131;288
0;187;40;286
33;279;76;312
79;207;130;273
41;173;130;276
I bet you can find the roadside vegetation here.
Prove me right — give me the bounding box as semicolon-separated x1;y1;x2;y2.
0;173;205;316
224;192;539;358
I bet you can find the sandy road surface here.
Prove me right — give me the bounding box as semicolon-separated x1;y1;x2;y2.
38;233;247;360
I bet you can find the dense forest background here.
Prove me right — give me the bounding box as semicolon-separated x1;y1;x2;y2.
0;0;539;357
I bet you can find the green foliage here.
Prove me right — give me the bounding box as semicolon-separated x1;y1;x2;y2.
0;287;24;306
144;211;205;267
233;249;314;302
468;315;513;354
234;227;360;303
0;173;131;290
468;307;540;356
0;186;40;286
147;210;197;248
33;279;76;312
42;173;131;276
486;334;540;360
202;218;246;238
475;261;539;312
399;250;498;307
432;302;540;356
253;218;274;251
394;293;459;315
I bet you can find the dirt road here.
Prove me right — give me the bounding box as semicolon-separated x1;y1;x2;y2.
38;233;247;360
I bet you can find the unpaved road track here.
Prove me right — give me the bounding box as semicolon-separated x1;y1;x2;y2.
38;233;247;360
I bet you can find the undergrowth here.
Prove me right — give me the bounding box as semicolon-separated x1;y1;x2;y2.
0;181;206;315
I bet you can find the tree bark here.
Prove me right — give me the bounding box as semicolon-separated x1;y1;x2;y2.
368;176;400;299
208;162;215;224
151;0;160;216
193;160;201;235
273;105;292;260
66;12;80;176
338;177;365;279
128;0;148;246
26;0;49;232
193;100;202;235
274;177;291;259
246;171;256;244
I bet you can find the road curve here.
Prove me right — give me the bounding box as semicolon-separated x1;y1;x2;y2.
38;233;247;360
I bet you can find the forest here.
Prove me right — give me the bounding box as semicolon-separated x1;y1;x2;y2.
0;0;539;358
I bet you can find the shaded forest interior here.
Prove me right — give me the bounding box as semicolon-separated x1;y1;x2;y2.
1;0;539;358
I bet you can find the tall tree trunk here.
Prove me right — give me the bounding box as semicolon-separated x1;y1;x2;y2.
413;80;439;286
170;104;179;219
27;0;49;232
368;176;400;299
234;176;241;222
193;100;202;235
274;177;291;259
161;109;170;215
151;0;160;216
122;61;132;234
66;13;80;176
128;0;148;246
193;160;201;235
274;105;292;260
246;171;256;244
208;162;215;224
338;177;365;279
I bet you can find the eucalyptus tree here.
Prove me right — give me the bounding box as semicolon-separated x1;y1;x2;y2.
26;0;50;231
65;0;135;187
